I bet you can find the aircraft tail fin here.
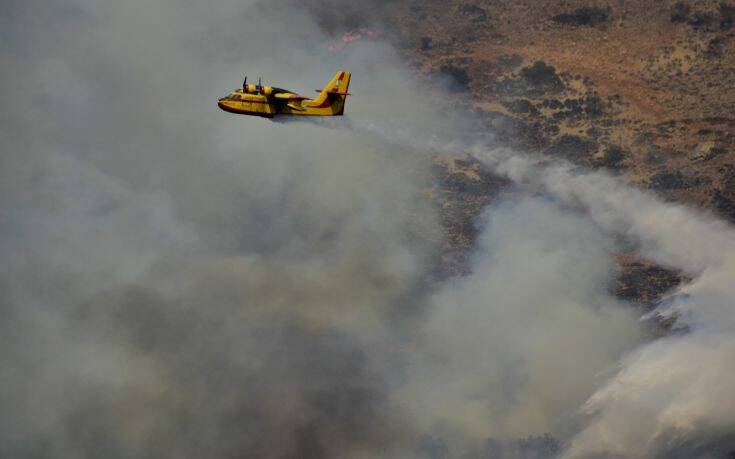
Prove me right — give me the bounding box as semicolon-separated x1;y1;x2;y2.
320;71;351;96
309;71;351;115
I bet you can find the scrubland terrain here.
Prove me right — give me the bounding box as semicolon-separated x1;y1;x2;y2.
308;0;735;307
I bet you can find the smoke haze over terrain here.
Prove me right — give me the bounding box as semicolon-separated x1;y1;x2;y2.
2;1;735;458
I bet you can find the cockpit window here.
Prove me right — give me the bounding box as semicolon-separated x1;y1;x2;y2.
221;92;240;100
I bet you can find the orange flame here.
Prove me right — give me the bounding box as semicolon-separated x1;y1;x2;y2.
328;29;380;52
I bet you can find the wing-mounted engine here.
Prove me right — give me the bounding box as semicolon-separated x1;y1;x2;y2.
242;76;276;96
243;84;273;95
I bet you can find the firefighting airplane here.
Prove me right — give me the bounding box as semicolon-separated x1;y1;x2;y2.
217;71;351;119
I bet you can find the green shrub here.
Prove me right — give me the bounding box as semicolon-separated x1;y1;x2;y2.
720;2;735;28
601;145;627;167
461;4;488;22
497;54;522;69
502;99;539;115
420;36;432;51
552;7;610;26
520;61;562;90
671;2;690;23
689;11;715;29
437;64;471;92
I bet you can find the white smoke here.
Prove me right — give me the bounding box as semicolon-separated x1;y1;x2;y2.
468;147;735;458
404;196;643;445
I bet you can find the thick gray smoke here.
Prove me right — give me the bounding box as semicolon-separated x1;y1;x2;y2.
1;1;442;457
2;1;735;459
469;148;735;458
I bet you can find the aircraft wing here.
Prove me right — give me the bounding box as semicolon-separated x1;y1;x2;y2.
272;92;310;111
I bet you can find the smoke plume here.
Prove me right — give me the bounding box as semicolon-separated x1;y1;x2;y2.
468;147;735;458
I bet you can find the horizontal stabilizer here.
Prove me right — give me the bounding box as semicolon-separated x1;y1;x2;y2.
315;89;351;95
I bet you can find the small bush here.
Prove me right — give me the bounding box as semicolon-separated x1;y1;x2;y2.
420;36;432;51
649;171;703;190
720;2;735;28
704;147;727;160
502;99;539;115
437;64;471;92
583;94;606;116
713;189;735;222
689;11;715;28
497;54;522;69
546;135;598;161
409;5;427;20
545;123;560;135
552;7;610;26
671;2;691;22
461;4;488;22
520;61;563;90
540;98;564;110
601;145;627;167
706;36;726;56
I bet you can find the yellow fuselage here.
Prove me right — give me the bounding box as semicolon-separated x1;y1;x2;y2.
217;90;344;118
217;71;351;119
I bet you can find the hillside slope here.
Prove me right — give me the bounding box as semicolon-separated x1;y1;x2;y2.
391;0;735;218
305;0;734;308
